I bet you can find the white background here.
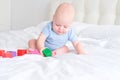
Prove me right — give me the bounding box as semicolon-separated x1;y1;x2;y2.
0;0;50;31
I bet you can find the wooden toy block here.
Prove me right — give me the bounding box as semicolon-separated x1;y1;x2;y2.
17;49;27;56
0;50;5;56
2;52;12;58
42;48;52;57
27;49;40;54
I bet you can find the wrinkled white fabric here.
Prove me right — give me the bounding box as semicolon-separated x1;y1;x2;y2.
0;22;120;80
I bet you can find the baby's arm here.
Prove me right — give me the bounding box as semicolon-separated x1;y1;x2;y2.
52;45;69;55
36;33;46;53
72;41;85;55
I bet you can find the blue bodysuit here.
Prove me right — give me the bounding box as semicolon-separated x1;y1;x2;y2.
42;21;78;51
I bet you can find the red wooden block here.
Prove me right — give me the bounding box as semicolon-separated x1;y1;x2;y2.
2;52;12;58
17;49;27;56
0;50;5;56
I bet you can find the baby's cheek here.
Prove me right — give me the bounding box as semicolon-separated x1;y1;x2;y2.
64;29;69;33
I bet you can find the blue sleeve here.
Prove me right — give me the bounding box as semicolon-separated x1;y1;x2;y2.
41;24;50;37
68;29;78;42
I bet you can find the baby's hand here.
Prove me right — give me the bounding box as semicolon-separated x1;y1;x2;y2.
52;51;56;56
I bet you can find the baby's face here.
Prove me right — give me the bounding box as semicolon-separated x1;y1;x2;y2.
53;14;73;35
52;3;74;35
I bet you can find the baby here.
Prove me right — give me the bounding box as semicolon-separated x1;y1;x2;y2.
28;3;85;56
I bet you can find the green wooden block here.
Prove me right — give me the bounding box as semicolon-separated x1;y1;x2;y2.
42;48;52;57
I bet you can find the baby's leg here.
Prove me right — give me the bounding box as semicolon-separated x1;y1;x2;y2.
28;39;37;49
28;39;41;54
52;46;69;55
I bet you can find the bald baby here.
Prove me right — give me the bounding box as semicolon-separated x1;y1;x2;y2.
28;3;85;56
53;3;75;35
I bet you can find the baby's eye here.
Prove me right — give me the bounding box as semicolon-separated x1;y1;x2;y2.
64;26;68;28
56;24;61;27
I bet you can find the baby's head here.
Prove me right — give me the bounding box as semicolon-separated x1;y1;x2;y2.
52;3;75;35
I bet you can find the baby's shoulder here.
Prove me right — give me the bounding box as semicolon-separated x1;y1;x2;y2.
43;21;52;29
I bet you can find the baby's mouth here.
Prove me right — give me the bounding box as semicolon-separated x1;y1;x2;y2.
58;31;63;34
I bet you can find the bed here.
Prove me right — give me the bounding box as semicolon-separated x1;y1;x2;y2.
0;0;120;80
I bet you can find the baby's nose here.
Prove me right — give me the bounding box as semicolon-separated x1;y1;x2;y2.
59;26;64;30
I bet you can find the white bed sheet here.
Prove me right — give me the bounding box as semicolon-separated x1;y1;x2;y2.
0;21;120;80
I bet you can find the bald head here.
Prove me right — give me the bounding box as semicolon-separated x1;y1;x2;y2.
53;3;75;23
55;3;75;16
